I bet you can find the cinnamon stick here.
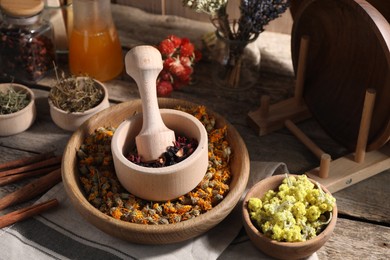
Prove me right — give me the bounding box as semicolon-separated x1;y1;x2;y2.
0;165;61;186
0;169;62;211
0;199;59;229
0;152;55;171
0;156;62;178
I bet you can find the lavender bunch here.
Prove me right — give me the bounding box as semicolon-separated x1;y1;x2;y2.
238;0;290;40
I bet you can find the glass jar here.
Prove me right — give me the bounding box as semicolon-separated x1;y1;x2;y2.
0;0;56;83
69;0;123;82
211;29;260;91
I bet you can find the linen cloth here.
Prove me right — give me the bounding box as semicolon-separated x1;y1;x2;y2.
0;161;318;260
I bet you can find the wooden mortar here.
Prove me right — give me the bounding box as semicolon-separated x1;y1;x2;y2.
111;109;208;201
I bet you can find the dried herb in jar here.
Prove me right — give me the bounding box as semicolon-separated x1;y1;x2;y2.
0;0;56;82
49;72;104;113
76;106;232;225
0;86;30;115
0;29;55;82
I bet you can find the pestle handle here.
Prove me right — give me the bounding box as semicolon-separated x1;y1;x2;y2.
125;46;175;162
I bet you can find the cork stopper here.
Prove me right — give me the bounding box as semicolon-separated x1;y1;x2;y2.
0;0;44;17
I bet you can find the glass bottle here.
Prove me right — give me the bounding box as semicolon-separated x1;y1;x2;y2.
69;0;123;82
0;0;56;83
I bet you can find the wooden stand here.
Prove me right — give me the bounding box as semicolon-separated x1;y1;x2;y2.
248;36;390;193
247;36;311;136
290;88;390;193
307;143;390;193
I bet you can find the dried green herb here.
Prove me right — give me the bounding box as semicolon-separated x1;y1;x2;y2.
0;86;30;115
49;71;104;113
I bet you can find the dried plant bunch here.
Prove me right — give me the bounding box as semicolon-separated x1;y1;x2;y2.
0;86;30;115
49;73;104;113
183;0;289;88
183;0;290;41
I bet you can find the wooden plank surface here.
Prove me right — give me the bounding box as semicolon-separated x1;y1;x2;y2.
333;171;390;223
0;4;389;259
219;218;389;259
316;218;389;260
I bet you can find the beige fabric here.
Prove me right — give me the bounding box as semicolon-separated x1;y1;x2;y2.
0;161;318;260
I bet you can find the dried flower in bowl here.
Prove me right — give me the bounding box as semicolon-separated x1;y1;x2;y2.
247;174;336;242
242;174;337;260
127;135;199;167
61;98;250;244
49;71;104;113
76;106;232;224
48;70;110;131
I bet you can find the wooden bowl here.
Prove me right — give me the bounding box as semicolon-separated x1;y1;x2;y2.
111;108;209;201
0;83;36;136
242;174;337;260
62;98;250;244
48;77;110;132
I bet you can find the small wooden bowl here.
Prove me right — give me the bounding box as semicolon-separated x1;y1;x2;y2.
242;175;337;260
62;98;250;244
0;83;36;136
48;77;110;132
112;108;209;201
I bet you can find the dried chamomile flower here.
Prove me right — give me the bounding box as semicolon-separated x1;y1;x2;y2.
77;106;232;225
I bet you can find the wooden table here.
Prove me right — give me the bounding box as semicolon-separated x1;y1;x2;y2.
1;5;389;259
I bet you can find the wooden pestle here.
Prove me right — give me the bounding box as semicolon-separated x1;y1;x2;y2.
125;45;175;162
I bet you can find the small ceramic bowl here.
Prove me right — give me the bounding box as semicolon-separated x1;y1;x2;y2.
48;77;110;132
111;108;208;201
242;174;337;260
0;83;36;136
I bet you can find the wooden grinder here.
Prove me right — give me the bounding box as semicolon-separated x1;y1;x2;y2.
125;45;175;162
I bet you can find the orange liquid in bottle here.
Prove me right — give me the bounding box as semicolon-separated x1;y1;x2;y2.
69;27;123;82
